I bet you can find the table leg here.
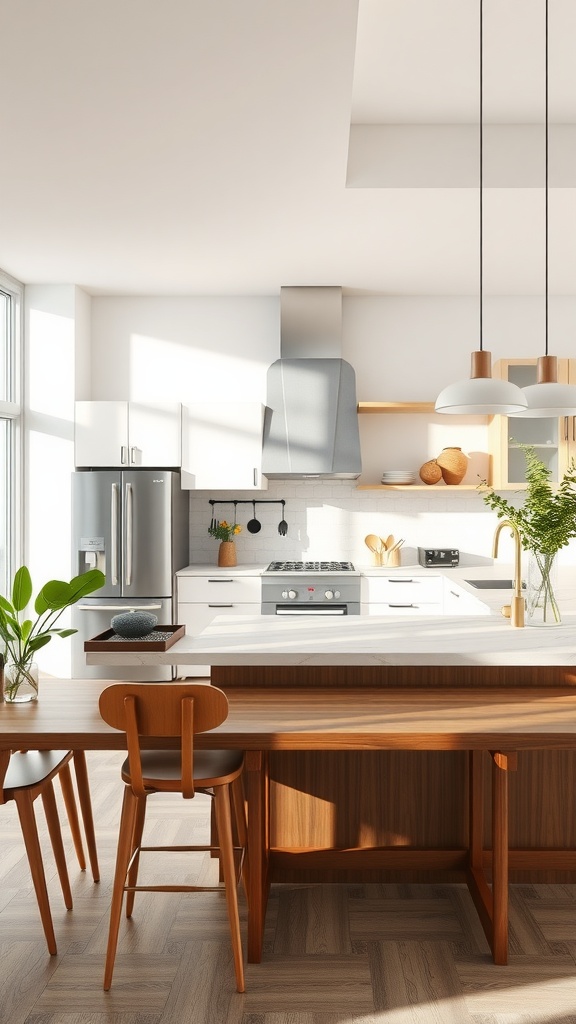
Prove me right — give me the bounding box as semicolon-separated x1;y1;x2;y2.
467;750;495;950
491;750;517;966
244;749;269;963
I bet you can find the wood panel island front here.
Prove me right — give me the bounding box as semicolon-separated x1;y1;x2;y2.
87;611;576;964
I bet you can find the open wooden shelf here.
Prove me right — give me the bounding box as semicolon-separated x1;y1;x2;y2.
357;402;436;414
357;484;483;491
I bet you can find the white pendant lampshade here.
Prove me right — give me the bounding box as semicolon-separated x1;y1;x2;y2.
434;0;527;417
435;351;528;415
510;356;576;417
510;2;576;419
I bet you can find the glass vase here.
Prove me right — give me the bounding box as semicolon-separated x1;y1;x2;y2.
526;551;561;626
3;659;39;703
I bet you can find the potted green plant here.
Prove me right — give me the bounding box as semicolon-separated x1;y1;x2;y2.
0;565;105;702
208;520;242;567
479;444;576;624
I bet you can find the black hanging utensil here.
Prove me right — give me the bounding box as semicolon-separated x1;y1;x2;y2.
278;500;288;536
246;500;261;534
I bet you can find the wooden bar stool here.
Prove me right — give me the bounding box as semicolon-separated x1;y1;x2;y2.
0;748;99;954
98;682;248;993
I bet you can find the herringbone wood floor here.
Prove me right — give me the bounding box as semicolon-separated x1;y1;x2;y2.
2;749;576;1023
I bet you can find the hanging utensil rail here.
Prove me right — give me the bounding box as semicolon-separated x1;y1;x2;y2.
209;499;286;512
209;499;288;536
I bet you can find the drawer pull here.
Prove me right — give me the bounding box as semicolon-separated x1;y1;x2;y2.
208;603;234;608
389;578;413;583
388;603;414;608
207;578;234;583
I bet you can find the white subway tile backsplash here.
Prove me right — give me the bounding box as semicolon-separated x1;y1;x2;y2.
188;479;576;567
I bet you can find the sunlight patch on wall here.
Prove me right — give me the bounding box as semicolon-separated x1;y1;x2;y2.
129;332;265;403
27;430;74;677
28;309;74;418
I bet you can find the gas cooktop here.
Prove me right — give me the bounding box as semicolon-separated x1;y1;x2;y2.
266;561;356;572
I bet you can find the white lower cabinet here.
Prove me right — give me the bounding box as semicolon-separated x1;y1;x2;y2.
176;573;261;676
361;575;444;615
362;574;491;616
442;580;491;616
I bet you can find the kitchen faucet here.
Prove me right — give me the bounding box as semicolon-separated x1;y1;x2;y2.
492;520;525;628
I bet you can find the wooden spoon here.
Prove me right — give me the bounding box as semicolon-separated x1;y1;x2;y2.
365;534;381;553
365;534;384;566
384;534;394;550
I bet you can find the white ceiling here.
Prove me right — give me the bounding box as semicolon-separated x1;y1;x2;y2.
1;0;575;296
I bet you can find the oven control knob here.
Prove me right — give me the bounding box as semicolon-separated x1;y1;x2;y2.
281;590;288;599
288;589;298;600
334;590;341;599
325;590;334;599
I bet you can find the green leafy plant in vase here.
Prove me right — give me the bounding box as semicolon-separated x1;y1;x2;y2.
479;444;576;624
0;566;105;702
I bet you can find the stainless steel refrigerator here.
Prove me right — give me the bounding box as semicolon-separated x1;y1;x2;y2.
71;469;189;679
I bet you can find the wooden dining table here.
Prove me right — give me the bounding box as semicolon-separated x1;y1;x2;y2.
3;679;576;966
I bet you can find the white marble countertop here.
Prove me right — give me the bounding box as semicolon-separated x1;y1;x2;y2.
86;608;576;668
177;563;267;576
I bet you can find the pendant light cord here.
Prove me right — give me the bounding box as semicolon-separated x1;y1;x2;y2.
541;0;545;356
479;0;484;351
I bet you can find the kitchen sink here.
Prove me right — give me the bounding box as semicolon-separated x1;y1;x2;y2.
465;579;526;590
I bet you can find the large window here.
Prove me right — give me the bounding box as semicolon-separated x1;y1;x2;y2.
0;270;23;596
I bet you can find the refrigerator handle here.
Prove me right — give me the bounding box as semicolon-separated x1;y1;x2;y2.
125;481;133;586
76;603;163;611
111;483;120;586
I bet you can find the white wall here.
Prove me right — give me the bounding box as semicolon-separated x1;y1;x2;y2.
24;284;91;676
88;292;576;569
89;296;278;403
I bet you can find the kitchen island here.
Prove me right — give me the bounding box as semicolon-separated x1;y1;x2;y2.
87;611;576;964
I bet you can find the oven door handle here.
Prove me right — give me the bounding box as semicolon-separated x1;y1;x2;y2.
275;606;347;615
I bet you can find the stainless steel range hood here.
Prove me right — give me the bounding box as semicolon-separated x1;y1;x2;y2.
262;287;362;479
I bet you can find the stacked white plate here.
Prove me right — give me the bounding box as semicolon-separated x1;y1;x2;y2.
381;470;417;485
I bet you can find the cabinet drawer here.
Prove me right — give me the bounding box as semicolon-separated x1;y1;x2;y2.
179;601;261;636
362;602;443;616
361;576;442;604
177;575;261;604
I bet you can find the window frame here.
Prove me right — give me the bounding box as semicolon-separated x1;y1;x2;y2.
0;268;24;593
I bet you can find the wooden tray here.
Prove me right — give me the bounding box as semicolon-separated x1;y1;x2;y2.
84;624;185;652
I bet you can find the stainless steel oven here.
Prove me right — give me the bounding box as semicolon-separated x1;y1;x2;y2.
261;561;361;615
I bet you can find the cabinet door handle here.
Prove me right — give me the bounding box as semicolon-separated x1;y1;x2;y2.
253;468;258;487
572;416;575;442
449;590;460;598
564;416;569;441
130;446;137;464
121;445;128;464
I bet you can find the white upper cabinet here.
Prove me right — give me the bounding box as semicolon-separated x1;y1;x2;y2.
181;402;268;490
75;401;182;468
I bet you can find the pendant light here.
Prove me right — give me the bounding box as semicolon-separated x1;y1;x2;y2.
435;0;527;415
510;0;576;417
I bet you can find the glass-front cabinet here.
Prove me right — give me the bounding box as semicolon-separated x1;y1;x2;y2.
490;359;576;487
